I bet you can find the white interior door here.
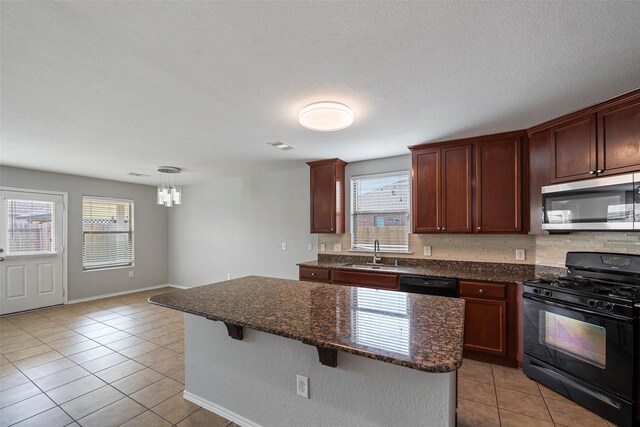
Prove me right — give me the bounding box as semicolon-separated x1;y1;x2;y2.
0;190;64;314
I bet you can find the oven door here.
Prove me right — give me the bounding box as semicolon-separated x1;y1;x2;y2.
523;294;635;399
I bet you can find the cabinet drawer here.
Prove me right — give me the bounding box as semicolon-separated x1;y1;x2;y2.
299;267;330;282
459;281;506;299
331;270;398;290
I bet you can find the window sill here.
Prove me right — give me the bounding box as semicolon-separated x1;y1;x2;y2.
83;264;135;273
348;250;413;255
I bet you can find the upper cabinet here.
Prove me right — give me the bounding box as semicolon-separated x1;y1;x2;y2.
527;88;640;234
307;158;347;234
597;96;640;176
549;114;597;183
410;131;526;234
412;145;472;233
476;136;522;232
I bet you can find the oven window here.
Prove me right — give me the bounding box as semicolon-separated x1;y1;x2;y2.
541;311;606;369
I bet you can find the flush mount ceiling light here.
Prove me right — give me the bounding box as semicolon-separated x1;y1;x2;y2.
157;166;182;207
299;101;354;131
268;141;294;150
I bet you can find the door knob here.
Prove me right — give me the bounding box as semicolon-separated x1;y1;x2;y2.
0;257;4;262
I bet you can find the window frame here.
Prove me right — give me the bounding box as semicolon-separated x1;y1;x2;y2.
350;170;411;253
82;196;135;272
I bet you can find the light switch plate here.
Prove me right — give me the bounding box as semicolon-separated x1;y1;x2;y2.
128;271;134;278
282;242;287;251
307;243;313;251
423;246;432;256
333;243;342;252
320;243;326;252
515;249;525;261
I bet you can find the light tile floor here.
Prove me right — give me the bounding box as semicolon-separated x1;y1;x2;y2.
457;358;618;427
0;287;617;427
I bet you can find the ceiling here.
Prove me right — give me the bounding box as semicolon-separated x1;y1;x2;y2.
2;1;640;185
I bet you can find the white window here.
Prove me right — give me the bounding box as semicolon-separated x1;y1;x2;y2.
351;171;410;252
82;197;134;271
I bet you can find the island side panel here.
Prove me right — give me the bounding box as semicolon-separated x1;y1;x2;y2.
184;313;456;427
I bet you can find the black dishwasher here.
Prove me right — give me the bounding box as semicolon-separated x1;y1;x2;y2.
399;275;458;297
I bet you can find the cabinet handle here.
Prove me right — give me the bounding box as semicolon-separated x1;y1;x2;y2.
478;289;484;294
477;227;481;230
437;226;441;230
442;227;445;231
596;169;604;174
311;273;316;276
589;170;596;174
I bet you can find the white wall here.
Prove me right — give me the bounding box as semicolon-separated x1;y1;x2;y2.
168;165;316;287
0;166;168;300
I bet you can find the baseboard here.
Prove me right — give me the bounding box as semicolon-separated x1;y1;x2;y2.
168;284;190;289
183;390;262;427
67;284;179;304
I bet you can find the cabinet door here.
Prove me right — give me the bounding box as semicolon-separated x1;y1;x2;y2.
476;138;521;232
528;130;551;235
412;148;441;233
441;145;473;232
597;97;640;176
550;115;597;183
463;297;507;357
310;163;336;233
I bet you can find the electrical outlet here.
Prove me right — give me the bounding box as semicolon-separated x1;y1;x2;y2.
128;271;134;278
320;243;326;252
296;374;309;399
226;273;231;280
282;242;287;251
515;249;526;261
423;245;432;256
333;243;342;252
307;243;313;251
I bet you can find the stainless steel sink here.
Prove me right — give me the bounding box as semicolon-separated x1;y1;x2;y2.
342;263;399;271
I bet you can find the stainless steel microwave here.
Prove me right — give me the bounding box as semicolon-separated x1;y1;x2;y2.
541;173;640;231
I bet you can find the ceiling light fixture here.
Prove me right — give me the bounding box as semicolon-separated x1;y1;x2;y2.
299;101;354;131
157;166;182;207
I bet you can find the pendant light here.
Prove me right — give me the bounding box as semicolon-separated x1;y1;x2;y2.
157;166;182;207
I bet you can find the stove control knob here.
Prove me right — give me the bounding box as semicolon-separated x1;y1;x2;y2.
587;299;597;308
542;290;552;297
603;303;614;311
532;288;541;295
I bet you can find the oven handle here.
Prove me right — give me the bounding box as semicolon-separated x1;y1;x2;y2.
524;294;634;323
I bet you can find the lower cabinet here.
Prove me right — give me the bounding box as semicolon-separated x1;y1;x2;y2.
331;270;399;291
299;267;331;283
459;280;518;367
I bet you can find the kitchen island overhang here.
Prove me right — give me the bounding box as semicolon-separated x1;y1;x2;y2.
149;276;465;426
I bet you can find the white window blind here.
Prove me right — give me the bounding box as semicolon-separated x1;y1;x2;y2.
351;288;410;355
5;200;55;255
82;197;134;270
351;172;410;252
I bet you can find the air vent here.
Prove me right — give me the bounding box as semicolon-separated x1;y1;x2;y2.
127;172;150;177
268;141;294;151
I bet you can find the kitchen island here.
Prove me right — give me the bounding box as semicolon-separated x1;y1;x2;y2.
149;276;465;427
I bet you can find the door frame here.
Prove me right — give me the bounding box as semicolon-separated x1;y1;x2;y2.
1;186;69;305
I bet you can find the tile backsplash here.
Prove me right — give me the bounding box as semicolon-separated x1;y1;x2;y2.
317;232;640;266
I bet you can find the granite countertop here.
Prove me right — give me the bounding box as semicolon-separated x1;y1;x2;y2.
148;276;465;373
298;256;553;284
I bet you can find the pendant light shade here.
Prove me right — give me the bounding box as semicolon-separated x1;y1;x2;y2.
157;167;182;207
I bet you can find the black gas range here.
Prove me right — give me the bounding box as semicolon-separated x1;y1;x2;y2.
523;252;640;427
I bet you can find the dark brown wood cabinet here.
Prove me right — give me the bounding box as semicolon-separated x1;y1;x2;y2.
411;144;473;233
597;96;640;176
459;280;518;366
476;136;522;232
331;270;399;291
307;159;346;234
299;267;331;283
549;114;597;183
528;130;551;235
410;131;526;234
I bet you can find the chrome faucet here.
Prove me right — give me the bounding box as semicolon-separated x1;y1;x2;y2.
372;239;382;264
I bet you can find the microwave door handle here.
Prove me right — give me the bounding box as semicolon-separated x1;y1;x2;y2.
524;294;633;323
